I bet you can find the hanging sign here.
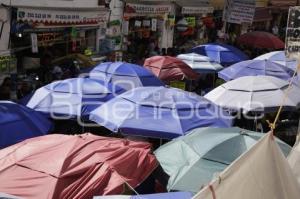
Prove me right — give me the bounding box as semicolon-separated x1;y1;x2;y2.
17;8;109;25
125;3;172;14
286;6;300;61
182;7;214;15
151;18;157;31
30;33;38;53
223;0;256;24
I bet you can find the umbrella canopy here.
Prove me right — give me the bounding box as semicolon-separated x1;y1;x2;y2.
94;192;193;199
89;87;233;139
0;101;52;149
0;134;158;199
254;51;298;71
218;59;294;81
26;78;124;118
237;31;285;49
155;127;291;193
89;62;164;91
143;56;199;81
177;53;223;73
193;133;300;199
205;76;300;113
190;43;249;66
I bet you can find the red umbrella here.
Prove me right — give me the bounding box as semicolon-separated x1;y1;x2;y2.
144;56;199;81
0;134;158;199
237;31;284;49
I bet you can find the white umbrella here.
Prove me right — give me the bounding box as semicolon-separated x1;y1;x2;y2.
254;51;298;72
205;76;300;113
177;53;223;73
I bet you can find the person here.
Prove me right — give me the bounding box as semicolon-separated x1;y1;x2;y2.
0;77;12;100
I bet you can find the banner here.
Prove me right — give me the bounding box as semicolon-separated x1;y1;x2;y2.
223;0;256;24
30;33;38;53
17;8;109;25
182;7;214;15
125;3;172;14
286;6;300;61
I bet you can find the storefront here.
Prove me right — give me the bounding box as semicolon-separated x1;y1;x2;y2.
173;4;214;50
10;6;109;73
122;2;174;63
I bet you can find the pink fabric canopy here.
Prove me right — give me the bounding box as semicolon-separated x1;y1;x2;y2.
0;134;158;199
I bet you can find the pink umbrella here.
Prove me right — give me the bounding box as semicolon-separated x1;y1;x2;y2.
0;134;158;199
144;56;199;81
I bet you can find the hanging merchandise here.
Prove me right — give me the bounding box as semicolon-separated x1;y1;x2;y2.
151;18;157;31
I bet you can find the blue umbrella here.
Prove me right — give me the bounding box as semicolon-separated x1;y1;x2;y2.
89;86;233;139
190;43;249;66
89;62;164;91
0;101;52;148
26;78;124;119
93;192;193;199
254;51;298;71
218;60;295;81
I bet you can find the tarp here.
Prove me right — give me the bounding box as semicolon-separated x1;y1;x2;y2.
193;133;300;199
94;192;193;199
0;134;158;199
288;139;300;186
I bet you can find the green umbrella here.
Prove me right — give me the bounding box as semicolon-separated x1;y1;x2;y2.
154;127;291;193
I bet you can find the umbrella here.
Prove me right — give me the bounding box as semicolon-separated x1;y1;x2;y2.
89;62;164;91
26;78;124;119
218;59;294;81
254;51;298;71
0;134;158;199
0;101;52;149
237;31;284;49
89;86;233;139
0;193;21;199
190;43;249;66
205;76;300;113
154;127;291;193
143;56;199;81
177;53;223;73
93;192;193;199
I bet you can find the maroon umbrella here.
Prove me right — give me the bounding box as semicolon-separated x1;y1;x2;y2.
144;56;199;81
237;31;284;49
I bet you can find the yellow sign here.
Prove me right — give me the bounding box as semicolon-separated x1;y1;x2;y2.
185;17;196;27
170;81;186;90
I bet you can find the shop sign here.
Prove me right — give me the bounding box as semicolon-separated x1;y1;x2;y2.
185;17;196;28
223;0;256;24
286;6;300;61
30;33;38;53
17;8;109;25
182;7;214;15
125;3;172;14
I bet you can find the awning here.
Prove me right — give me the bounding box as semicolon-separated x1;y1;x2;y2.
253;8;272;22
269;0;297;6
17;7;109;27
